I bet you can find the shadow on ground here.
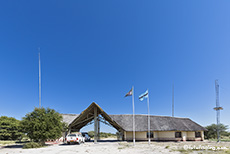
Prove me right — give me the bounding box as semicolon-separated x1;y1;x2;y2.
59;143;80;146
59;140;119;146
2;144;23;149
97;140;119;142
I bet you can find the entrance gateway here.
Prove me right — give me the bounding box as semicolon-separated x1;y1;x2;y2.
65;102;123;143
62;102;207;142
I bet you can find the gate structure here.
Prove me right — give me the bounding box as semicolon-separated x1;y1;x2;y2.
68;102;124;143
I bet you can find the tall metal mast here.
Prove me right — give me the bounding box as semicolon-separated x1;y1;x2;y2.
172;83;174;117
38;50;41;108
214;80;223;142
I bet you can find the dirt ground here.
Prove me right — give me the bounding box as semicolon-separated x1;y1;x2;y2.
0;139;230;154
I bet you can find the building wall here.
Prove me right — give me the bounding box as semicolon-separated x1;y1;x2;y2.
186;131;195;141
154;132;158;138
136;132;147;139
124;131;204;141
125;131;149;140
157;131;175;138
126;131;132;140
156;131;178;141
187;131;195;137
136;132;146;139
201;131;204;141
126;131;176;141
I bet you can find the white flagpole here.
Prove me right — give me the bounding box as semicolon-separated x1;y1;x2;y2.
147;89;150;145
132;86;135;146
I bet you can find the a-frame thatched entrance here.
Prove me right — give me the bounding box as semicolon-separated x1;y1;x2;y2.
68;102;124;143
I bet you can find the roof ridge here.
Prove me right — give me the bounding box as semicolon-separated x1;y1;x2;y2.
61;113;79;116
109;114;189;119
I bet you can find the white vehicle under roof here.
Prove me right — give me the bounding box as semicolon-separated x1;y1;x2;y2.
66;133;85;144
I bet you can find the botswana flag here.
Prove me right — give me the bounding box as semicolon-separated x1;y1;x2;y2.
139;90;148;101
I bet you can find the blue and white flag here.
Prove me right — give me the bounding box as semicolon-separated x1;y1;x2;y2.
139;90;148;101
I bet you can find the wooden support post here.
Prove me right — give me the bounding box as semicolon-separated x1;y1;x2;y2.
98;118;100;140
68;127;71;134
94;107;98;143
118;130;124;141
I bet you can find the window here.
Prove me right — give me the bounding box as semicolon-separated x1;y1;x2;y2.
147;132;154;138
175;132;182;138
68;134;76;137
195;132;201;138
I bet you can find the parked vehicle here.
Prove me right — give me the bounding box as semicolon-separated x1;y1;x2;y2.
81;132;91;141
66;133;85;144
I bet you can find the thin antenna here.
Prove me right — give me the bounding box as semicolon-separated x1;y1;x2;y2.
38;48;41;108
214;80;223;142
172;83;174;117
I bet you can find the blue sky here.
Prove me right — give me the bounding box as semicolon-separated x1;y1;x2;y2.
0;1;230;133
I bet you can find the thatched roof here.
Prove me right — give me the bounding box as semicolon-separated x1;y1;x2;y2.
62;114;79;125
109;114;207;131
61;102;207;132
67;103;123;131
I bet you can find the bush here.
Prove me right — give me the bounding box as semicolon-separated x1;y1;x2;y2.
0;116;23;140
23;142;43;149
204;124;229;139
21;107;65;143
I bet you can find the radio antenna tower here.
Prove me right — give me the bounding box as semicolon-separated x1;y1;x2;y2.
172;83;174;117
214;80;223;142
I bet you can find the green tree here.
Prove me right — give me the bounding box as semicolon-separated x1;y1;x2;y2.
87;131;116;138
21;107;64;143
204;123;229;139
88;131;94;138
0;116;23;140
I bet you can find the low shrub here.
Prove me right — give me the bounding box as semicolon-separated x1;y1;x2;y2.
224;149;230;154
23;142;43;149
165;145;170;149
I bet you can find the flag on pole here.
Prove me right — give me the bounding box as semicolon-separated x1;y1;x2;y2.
139;90;148;101
124;86;136;146
125;88;133;97
139;89;151;145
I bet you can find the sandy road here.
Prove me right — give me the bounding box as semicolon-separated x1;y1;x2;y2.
0;142;172;154
0;140;229;154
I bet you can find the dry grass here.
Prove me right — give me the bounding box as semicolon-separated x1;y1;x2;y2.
118;142;132;150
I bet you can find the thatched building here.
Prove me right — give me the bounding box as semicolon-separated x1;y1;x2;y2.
62;102;206;142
